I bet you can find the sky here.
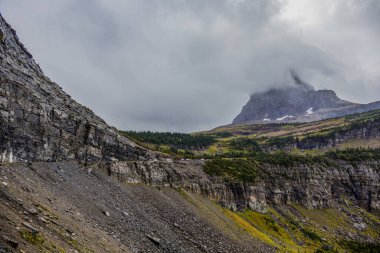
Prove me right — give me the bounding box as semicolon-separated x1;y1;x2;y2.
1;0;380;132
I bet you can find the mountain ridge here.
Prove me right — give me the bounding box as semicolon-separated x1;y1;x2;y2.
233;72;380;125
0;13;153;163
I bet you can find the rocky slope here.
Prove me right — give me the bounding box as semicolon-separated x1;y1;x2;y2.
0;162;272;253
1;157;378;252
0;14;150;163
233;71;380;124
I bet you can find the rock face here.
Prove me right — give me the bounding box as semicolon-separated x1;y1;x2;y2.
233;71;380;124
102;160;380;215
0;14;150;163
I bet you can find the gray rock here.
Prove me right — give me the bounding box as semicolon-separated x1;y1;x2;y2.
38;217;49;223
100;159;380;213
0;28;5;42
353;222;367;231
28;208;38;215
3;236;18;248
22;222;39;233
146;234;161;246
233;71;380;124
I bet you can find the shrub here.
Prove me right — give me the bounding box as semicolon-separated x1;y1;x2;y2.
120;131;215;150
203;158;259;183
301;228;321;241
229;138;262;152
340;240;380;253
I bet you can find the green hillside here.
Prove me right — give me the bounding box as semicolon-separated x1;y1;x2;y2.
121;109;380;158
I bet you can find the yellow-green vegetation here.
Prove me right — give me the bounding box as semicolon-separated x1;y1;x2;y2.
223;209;276;247
20;230;45;247
21;224;94;253
228;208;328;253
175;188;258;243
19;230;66;253
224;205;380;253
177;188;380;253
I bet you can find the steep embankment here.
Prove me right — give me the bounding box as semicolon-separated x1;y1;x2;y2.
0;14;150;163
102;157;380;215
0;162;271;253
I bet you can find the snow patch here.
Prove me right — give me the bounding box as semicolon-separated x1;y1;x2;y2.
276;115;295;121
276;115;289;121
263;118;271;121
306;107;314;115
1;149;14;163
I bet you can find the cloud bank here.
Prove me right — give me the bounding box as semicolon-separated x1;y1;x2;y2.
1;0;380;131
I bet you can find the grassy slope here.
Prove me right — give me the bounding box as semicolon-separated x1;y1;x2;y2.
195;109;380;157
179;190;380;253
121;109;380;158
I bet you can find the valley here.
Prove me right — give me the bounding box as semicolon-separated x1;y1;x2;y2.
0;10;379;253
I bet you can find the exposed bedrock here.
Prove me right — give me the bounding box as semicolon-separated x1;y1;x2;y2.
0;14;152;163
100;160;380;215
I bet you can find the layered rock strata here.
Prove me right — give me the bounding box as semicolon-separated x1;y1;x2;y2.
101;160;380;215
0;14;149;163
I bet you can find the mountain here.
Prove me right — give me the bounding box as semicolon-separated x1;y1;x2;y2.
233;71;380;124
0;14;151;163
0;14;379;253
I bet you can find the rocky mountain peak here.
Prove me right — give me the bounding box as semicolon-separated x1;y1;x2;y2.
233;71;380;124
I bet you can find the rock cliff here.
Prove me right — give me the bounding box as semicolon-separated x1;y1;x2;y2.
0;14;150;163
101;159;380;215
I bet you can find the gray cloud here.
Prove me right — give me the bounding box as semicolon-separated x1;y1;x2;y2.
1;0;379;132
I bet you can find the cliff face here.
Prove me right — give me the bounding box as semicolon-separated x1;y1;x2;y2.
0;14;150;163
233;72;380;124
101;159;380;215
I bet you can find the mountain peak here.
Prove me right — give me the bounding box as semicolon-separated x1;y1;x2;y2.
233;75;380;124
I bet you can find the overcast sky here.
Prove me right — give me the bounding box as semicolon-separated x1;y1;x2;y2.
1;0;380;132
